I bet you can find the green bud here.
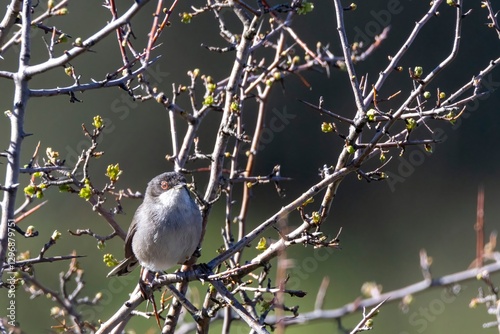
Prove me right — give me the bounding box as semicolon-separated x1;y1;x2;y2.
321;122;334;133
446;111;456;124
103;253;119;267
105;163;122;182
230;102;240;112
97;241;105;250
406;118;417;131
402;294;414;306
423;91;431;99
57;33;68;43
54;8;68;15
78;184;92;201
302;197;314;207
64;66;74;77
24;185;36;196
413;66;423;78
439;92;446;99
311;211;321;224
50;307;61;317
181;12;192;24
346;145;355;154
207;82;217;93
366;109;376;121
26;226;36;237
297;1;314;15
51;230;62;241
256;237;268;251
202;95;214;106
92;115;103;129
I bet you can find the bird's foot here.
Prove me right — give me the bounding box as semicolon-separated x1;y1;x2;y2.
193;263;211;283
139;269;158;299
139;279;153;300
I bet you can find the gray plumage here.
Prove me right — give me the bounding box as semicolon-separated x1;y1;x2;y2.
107;172;202;277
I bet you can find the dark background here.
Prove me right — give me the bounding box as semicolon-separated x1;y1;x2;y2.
1;0;500;333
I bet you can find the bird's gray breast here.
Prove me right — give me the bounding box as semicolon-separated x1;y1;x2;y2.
131;188;202;272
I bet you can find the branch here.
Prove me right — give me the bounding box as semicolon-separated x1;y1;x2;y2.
362;0;444;108
68;229;118;242
21;270;85;333
95;285;144;334
29;58;159;97
19;166;70;173
332;0;364;113
0;0;70;54
3;254;84;269
350;299;387;333
262;261;500;326
211;280;269;334
0;0;22;49
25;0;152;77
483;0;500;39
208;166;353;269
0;0;32;283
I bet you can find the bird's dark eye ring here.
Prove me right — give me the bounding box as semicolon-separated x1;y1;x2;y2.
160;181;169;190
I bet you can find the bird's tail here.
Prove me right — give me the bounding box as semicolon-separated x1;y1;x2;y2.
106;257;139;277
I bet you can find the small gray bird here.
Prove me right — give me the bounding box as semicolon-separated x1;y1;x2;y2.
107;172;202;278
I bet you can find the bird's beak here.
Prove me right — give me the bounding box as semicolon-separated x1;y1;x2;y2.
173;183;186;190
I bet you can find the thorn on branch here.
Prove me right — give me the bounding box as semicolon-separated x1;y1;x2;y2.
462;8;473;19
420;249;432;280
15;200;48;225
343;2;357;11
69;91;82;103
235;165;291;198
299;98;355;125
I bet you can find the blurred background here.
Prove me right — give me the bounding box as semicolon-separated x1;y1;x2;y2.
1;0;500;333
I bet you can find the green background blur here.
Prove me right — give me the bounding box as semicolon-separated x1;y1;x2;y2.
1;0;500;333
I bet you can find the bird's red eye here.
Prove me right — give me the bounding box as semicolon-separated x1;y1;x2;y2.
160;181;169;190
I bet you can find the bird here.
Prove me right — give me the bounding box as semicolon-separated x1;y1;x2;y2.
107;172;203;282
